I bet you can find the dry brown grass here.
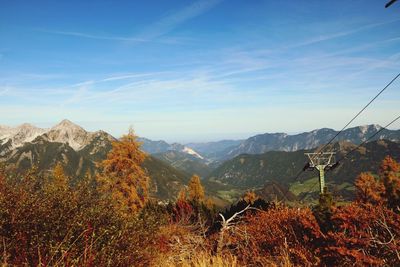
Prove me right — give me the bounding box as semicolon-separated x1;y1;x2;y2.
159;253;238;267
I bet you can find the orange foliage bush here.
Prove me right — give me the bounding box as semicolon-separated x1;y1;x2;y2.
0;167;168;266
221;206;322;266
355;156;400;211
355;172;384;205
170;198;194;224
322;203;400;266
379;156;400;211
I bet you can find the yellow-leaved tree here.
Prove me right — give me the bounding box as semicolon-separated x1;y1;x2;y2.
187;174;205;203
98;128;149;216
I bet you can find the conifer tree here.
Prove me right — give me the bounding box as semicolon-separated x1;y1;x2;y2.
98;128;149;215
187;175;205;203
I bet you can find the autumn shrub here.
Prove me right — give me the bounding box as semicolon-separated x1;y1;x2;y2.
354;156;400;212
0;168;169;266
219;206;322;266
379;156;400;211
355;172;385;205
318;155;400;266
168;198;195;224
319;202;400;266
168;176;216;226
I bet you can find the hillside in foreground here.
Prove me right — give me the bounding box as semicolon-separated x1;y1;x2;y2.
1;144;399;266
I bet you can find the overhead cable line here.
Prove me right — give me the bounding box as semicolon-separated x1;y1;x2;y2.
293;71;400;183
386;0;398;8
314;71;400;157
299;114;400;203
335;114;400;164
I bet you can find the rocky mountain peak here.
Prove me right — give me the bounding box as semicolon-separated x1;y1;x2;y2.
357;124;381;134
17;123;35;128
0;123;46;148
51;119;85;132
46;119;91;150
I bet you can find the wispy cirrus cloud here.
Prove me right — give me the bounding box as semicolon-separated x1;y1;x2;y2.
136;0;223;40
38;0;223;44
12;43;397;109
100;72;171;82
289;18;400;48
36;29;149;42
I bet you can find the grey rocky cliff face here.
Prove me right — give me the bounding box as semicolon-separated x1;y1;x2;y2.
0;119;116;152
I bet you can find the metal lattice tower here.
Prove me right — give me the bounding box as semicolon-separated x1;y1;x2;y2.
304;152;336;194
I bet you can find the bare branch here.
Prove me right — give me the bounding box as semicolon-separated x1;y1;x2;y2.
217;204;251;254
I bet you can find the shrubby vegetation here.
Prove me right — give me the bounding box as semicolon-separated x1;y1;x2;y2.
0;130;399;266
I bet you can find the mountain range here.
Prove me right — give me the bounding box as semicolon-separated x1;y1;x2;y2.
0;120;115;153
140;124;400;175
153;124;399;164
222;124;400;160
1;119;399;203
0;120;194;200
207;139;400;201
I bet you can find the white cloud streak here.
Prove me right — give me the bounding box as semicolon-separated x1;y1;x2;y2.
37;29;148;42
289;18;400;48
136;0;223;40
37;0;223;44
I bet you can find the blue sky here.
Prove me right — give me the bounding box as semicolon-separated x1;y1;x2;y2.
1;0;400;142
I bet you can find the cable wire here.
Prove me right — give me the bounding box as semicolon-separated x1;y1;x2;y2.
294;71;400;181
299;114;400;203
336;114;400;163
314;71;400;157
